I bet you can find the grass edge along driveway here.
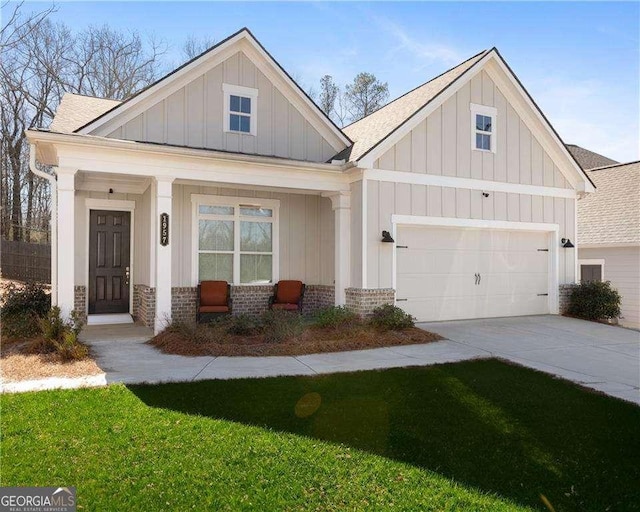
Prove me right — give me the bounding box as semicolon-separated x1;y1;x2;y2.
2;359;639;511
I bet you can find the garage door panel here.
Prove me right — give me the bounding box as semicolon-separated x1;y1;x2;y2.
396;226;550;322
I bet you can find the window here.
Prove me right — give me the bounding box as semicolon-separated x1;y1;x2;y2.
193;195;279;285
223;83;258;136
470;103;497;153
579;259;604;283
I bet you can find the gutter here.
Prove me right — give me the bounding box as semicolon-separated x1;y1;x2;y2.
29;144;57;306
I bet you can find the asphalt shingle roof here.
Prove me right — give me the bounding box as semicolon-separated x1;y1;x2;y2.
578;161;640;245
341;50;488;162
566;144;618;171
50;93;121;134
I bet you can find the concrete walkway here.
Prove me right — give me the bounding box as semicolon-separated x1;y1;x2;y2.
81;316;639;405
420;315;640;405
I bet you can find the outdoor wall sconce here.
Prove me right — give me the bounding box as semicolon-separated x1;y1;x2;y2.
482;191;490;197
381;231;395;243
561;238;575;248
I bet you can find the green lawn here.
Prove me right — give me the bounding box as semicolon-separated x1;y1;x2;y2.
2;359;638;511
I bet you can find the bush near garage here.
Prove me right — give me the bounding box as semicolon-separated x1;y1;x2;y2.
568;281;621;321
370;304;415;330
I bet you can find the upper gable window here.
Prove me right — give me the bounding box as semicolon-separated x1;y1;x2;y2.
470;103;497;153
223;84;258;136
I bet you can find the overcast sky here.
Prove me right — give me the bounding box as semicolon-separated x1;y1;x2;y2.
11;1;640;162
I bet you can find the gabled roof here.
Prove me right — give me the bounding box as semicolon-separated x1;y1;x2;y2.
341;50;489;162
566;144;618;170
72;27;351;149
50;93;120;134
578;161;640;245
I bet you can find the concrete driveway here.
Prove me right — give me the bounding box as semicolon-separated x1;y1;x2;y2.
419;315;640;405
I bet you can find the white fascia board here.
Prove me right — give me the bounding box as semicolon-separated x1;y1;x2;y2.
364;168;577;199
52;142;351;193
483;57;595;194
356;51;492;168
578;242;640;249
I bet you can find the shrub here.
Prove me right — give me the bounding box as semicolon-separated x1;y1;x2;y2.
226;314;262;336
261;310;304;343
370;304;415;330
1;282;51;338
568;281;621;321
314;306;359;328
29;306;88;361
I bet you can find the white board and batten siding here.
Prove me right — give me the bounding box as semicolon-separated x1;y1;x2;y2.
365;70;578;321
374;71;572;190
579;247;640;329
171;184;335;288
106;51;337;163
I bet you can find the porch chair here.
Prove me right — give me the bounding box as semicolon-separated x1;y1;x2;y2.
268;280;306;312
197;281;232;322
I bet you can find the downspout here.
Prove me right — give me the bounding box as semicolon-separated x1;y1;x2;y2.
29;144;57;305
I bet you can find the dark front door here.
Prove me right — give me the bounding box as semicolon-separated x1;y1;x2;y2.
89;210;131;314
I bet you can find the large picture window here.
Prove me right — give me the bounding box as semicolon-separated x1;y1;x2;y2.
193;196;279;285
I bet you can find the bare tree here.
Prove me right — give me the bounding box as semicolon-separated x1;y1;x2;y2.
344;72;389;122
317;75;338;118
69;25;167;100
0;0;56;51
182;34;215;60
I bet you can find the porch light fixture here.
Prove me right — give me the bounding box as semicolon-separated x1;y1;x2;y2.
381;231;395;243
561;238;575;248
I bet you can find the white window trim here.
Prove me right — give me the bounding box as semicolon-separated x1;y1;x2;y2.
223;83;258;136
470;103;497;154
578;259;605;281
191;194;279;286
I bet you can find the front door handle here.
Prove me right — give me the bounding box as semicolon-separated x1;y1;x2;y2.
125;266;130;285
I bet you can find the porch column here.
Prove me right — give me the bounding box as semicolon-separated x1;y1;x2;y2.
324;191;351;305
56;167;77;318
154;176;175;334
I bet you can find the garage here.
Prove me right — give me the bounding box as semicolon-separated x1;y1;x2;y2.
395;225;551;322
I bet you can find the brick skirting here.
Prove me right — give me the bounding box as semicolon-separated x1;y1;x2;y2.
345;288;395;317
74;285;86;320
133;284;156;328
168;284;336;324
559;284;578;315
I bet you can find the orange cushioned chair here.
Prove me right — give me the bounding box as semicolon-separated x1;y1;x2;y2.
197;281;232;322
268;280;305;312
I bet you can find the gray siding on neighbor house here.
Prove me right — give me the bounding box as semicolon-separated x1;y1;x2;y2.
106;51;338;163
579;246;640;329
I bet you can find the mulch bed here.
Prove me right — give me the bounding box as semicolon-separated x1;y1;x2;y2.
148;325;443;357
1;339;102;383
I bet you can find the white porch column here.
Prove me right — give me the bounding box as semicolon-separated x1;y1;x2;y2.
324;191;351;305
154;176;175;334
56;167;77;318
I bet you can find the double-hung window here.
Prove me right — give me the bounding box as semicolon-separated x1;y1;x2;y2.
223;83;258;136
193;195;279;285
470;103;497;153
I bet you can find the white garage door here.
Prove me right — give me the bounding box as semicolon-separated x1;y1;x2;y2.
395;226;550;322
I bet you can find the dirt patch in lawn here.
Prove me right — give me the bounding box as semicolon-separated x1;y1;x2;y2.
1;340;102;383
149;324;443;357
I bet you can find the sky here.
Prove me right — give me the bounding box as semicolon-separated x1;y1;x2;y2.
6;1;640;162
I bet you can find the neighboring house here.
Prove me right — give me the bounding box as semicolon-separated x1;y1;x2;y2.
577;161;640;329
567;144;618;171
27;28;595;333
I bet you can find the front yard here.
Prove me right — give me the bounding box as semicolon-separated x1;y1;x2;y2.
2;359;638;511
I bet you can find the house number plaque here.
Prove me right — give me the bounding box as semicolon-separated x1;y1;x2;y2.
160;213;170;246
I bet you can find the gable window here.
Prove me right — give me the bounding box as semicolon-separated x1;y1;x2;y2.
223;83;258;136
470;103;497;153
192;195;279;285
